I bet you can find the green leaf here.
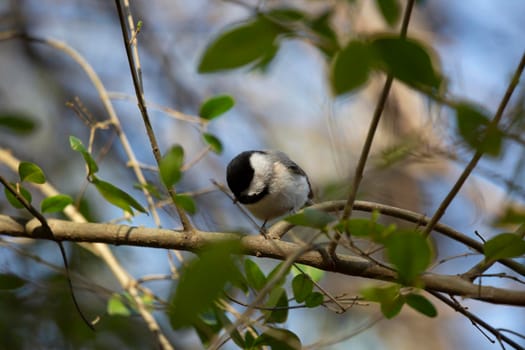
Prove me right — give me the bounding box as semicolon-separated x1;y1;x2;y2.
213;307;245;348
198;17;285;73
69;136;99;176
92;177;146;215
331;40;374;95
264;287;288;323
244;329;257;348
308;10;339;57
173;194;197;215
202;133;223;154
304;292;324;308
199;95;235;120
267;8;305;22
159;145;184;188
292;274;313;303
405;293;437;317
493;206;525;226
285;208;336;229
254;327;302;350
385;230;432;285
41;194;73;213
484;233;525;261
266;262;290;288
0;113;37;135
244;259;267;291
4;183;32;208
169;240;242;329
455;102;503;157
18;162;46;184
107;294;132;316
375;0;401;26
370;36;442;90
194;311;222;346
0;273;26;290
291;264;324;282
337;218;388;240
133;182;162;199
361;284;404;319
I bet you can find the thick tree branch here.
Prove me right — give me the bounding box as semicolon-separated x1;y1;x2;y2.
1;214;523;307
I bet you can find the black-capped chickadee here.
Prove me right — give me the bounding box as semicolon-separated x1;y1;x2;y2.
226;150;313;225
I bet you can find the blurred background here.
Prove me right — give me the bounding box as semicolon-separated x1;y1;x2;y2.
0;0;524;349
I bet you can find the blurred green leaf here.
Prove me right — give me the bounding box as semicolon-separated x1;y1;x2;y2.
331;40;374;95
0;273;26;290
0;114;37;135
308;9;339;57
267;7;305;22
173;194;197;215
244;259;267;291
304;292;324;308
484;233;525;261
291;274;313;303
371;36;442;90
199;95;235;120
264;287;288;323
194;310;222;347
285;208;336;229
377;141;414;168
169;240;242;329
203;133;223;154
107;294;132;316
159;145;184;188
133;182;162;199
385;230;432;285
291;264;324;282
255;327;302;350
244;329;257;348
213;307;245;348
493;206;525;226
337;218;388;240
375;0;401;26
198;17;285;72
252;41;280;72
69;136;99;176
361;284;404;319
405;293;437;317
92;177;146;215
455;102;503;157
41;194;73;213
267;262;290;288
18;162;46;184
4;183;32;208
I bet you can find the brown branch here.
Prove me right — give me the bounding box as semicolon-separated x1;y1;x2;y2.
1;214;524;307
268;200;525;276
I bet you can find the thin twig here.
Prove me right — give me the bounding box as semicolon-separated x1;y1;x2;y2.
423;51;525;237
113;0;193;232
0;176;95;331
330;0;417;258
293;263;346;313
430;292;524;350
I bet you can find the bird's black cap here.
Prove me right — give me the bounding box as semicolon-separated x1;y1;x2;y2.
226;150;268;204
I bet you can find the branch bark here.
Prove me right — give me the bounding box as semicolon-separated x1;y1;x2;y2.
1;214;524;307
